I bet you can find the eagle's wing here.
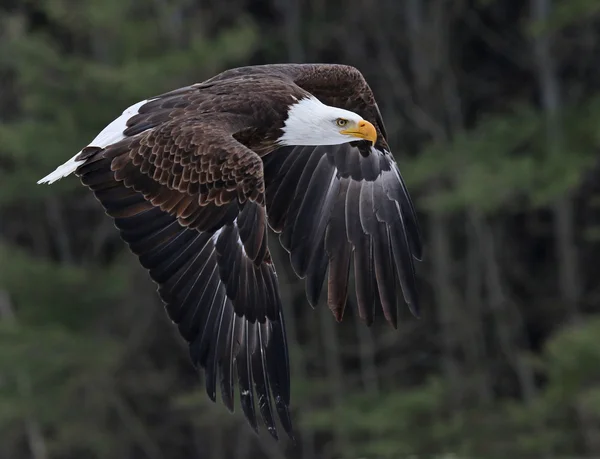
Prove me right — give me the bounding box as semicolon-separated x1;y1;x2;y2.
260;64;423;325
264;143;421;326
75;112;292;439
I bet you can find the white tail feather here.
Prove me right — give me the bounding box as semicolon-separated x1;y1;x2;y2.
87;99;149;149
37;98;151;185
37;154;86;184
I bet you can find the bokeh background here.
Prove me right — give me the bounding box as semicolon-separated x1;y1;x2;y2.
1;0;600;458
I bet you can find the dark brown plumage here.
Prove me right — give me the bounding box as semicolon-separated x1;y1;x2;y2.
39;63;422;440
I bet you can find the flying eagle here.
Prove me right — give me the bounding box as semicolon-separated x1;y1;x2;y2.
37;64;422;440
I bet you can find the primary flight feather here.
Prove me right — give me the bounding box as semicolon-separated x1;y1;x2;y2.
37;63;422;440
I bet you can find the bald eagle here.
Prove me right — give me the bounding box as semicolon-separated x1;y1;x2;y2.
38;64;422;440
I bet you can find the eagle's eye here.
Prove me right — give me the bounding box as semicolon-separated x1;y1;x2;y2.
336;118;348;127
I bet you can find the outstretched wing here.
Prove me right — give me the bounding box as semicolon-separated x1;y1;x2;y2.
264;142;421;326
259;64;423;325
74;109;293;439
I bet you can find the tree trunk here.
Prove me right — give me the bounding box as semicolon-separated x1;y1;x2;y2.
0;291;48;459
531;0;582;321
404;0;464;402
319;303;348;452
531;0;593;454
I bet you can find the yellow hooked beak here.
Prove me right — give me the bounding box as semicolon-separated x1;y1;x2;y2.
341;119;377;145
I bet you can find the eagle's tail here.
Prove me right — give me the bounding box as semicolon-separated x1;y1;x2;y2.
37;151;86;185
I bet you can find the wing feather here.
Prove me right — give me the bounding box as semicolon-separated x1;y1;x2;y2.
279;146;325;252
252;323;277;438
324;179;353;321
219;307;237;412
266;146;314;233
290;151;337;276
264;144;421;326
76;142;292;440
237;319;257;432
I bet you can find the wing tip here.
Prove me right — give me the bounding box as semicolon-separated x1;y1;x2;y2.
205;382;217;403
329;304;345;322
358;313;374;327
385;315;398;329
412;250;424;263
408;301;421;319
275;396;293;431
266;426;279;441
287;432;297;445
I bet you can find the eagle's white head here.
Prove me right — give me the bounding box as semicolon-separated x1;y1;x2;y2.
279;96;377;147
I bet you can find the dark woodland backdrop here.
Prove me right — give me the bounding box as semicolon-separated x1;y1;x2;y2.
1;0;600;458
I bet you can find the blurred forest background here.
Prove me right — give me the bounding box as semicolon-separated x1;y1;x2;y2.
1;0;600;458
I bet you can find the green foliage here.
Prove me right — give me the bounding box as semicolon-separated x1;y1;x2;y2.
529;0;600;33
543;317;600;402
0;3;258;205
404;99;599;213
0;245;125;329
301;319;600;458
304;378;451;457
0;242;130;457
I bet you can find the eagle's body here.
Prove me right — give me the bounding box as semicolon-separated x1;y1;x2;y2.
38;64;422;440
